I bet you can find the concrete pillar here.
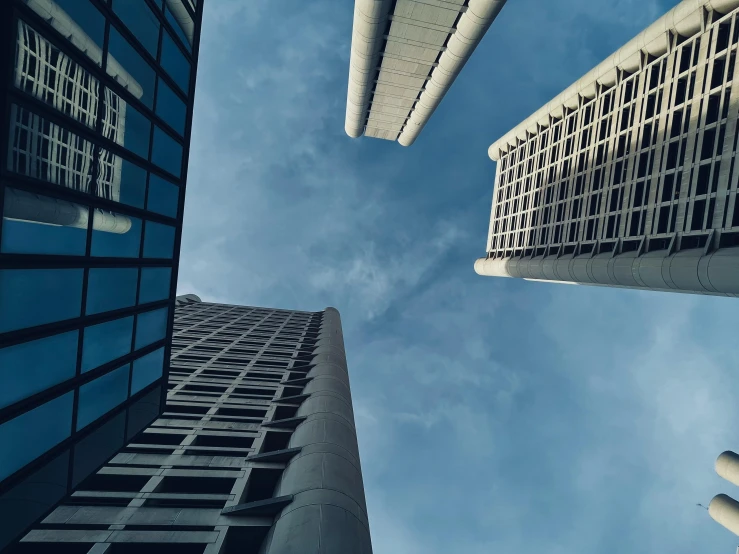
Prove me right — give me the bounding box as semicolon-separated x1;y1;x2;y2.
474;246;739;297
710;494;739;536
717;451;739;487
261;308;372;554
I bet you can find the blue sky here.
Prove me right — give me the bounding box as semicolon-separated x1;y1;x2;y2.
177;0;739;552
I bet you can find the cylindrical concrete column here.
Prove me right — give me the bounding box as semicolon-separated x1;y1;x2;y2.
262;308;372;554
710;494;739;536
717;451;739;487
474;246;739;297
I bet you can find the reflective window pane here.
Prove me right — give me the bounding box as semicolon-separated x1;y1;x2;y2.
15;20;99;127
90;212;142;258
131;347;165;395
147;173;179;217
24;0;105;64
138;267;172;303
76;365;130;430
0;392;73;482
0;332;79;409
160;31;190;93
115;97;151;159
155;79;186;136
86;268;138;315
143;221;176;258
135;307;168;349
112;156;147;208
107;28;156;107
151;126;182;177
0;269;84;333
164;4;193;52
111;0;161;57
2;189;88;256
81;316;134;373
8;104;94;194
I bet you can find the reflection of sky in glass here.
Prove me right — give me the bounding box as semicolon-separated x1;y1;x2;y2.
161;31;190;93
135;308;168;349
0;269;83;332
111;0;160;56
138;267;172;303
82;316;134;373
151;126;183;177
165;5;191;52
131;347;165;395
77;365;130;430
1;202;87;256
50;0;106;63
119;100;152;159
147;173;179;217
117;158;147;208
0;392;73;481
0;332;78;409
155;79;186;136
86;268;138;315
143;220;176;258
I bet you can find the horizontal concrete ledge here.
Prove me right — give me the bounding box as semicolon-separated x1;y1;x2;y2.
221;495;294;517
245;447;302;463
262;416;307;429
274;393;311;404
283;376;313;386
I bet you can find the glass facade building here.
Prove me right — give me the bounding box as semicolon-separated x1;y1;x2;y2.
0;0;204;549
476;0;739;297
9;296;373;554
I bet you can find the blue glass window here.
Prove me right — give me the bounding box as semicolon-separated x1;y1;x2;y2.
151;126;183;177
135;308;168;349
147;174;179;217
117;100;152;159
138;267;172;303
81;316;134;373
2;189;88;256
0;269;83;333
131;347;165;395
0;332;78;409
160;31;190;93
115;157;147;208
107;28;156;108
86;268;138;315
76;365;130;430
51;0;106;62
91;212;142;258
0;392;73;482
143;221;176;258
155;79;186;136
111;0;160;57
164;5;192;52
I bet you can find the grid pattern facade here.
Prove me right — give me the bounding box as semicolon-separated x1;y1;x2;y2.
9;300;371;554
0;0;203;550
486;7;739;262
363;0;467;141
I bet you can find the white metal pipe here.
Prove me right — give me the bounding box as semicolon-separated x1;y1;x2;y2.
710;494;739;536
488;0;739;161
717;451;739;487
398;0;508;146
345;0;393;138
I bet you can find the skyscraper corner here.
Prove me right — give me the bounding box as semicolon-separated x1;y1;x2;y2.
345;0;507;145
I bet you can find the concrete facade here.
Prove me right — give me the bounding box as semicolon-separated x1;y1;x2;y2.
8;298;373;554
476;0;739;296
345;0;506;145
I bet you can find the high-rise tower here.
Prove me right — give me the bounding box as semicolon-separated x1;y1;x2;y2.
345;0;507;145
476;0;739;297
9;297;373;554
0;0;203;549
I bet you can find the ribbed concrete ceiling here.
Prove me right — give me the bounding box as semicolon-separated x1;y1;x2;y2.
345;0;507;146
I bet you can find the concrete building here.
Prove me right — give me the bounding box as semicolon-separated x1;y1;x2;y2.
710;451;739;537
345;0;507;145
0;0;203;549
476;0;739;297
8;297;373;554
